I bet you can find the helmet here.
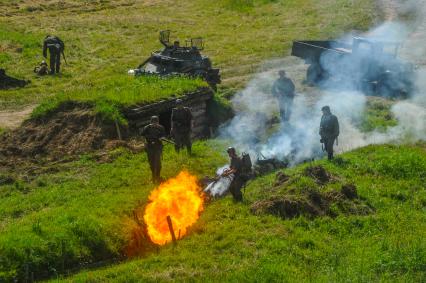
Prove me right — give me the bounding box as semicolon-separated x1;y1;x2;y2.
150;116;159;123
227;147;236;154
321;106;331;112
175;98;183;105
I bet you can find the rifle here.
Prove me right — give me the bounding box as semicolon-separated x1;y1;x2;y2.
160;137;176;145
61;51;68;65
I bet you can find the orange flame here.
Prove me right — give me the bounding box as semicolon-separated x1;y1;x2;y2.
143;171;204;245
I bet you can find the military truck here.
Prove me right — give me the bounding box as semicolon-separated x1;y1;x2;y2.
132;30;221;91
291;37;415;98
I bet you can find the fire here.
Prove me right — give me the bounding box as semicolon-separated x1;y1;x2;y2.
143;171;204;245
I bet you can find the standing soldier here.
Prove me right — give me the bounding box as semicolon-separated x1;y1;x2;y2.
222;147;244;202
271;70;296;121
142;116;166;183
171;99;193;154
319;106;339;160
43;35;65;75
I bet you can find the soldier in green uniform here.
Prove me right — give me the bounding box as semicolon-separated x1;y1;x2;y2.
222;147;244;202
319;106;340;160
142;116;166;183
271;70;296;121
43;35;65;74
171;99;193;154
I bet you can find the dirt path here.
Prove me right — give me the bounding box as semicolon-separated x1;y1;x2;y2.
0;105;35;130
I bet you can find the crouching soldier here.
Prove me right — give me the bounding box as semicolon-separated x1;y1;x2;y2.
142;116;166;183
34;60;49;76
319;106;339;160
171;99;193;154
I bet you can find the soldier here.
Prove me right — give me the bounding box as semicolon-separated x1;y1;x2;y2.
141;116;166;183
34;60;49;76
43;35;65;75
171;99;193;154
222;147;244;202
319;106;339;160
271;70;296;121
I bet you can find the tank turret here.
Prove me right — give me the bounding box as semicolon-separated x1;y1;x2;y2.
133;30;221;91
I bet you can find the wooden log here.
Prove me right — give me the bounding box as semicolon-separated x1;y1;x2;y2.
166;215;177;243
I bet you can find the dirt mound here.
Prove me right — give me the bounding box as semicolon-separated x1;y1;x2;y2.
0;104;124;162
304;165;334;184
274;171;290;186
251;184;373;220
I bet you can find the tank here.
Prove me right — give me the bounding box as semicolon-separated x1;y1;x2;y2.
132;30;221;91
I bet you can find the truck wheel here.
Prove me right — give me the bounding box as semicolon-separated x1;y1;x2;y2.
306;63;323;85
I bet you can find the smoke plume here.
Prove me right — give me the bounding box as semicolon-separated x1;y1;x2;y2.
219;6;426;165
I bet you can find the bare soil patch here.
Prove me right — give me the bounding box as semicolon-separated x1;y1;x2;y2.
0;105;35;129
0;103;138;170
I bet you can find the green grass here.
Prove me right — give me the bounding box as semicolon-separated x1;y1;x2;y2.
1;143;425;282
359;97;398;132
52;143;425;282
0;0;377;110
0;141;228;281
30;75;206;124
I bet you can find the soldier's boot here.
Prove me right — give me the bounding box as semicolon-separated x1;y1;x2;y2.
174;144;180;153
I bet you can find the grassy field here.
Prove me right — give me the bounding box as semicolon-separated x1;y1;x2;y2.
0;141;228;281
52;143;425;282
4;0;420;282
31;75;206;124
1;142;425;282
0;0;377;110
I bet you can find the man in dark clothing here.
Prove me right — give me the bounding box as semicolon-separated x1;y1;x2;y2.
271;70;296;121
43;35;65;74
222;147;244;202
319;106;340;160
142;116;166;183
171;99;193;154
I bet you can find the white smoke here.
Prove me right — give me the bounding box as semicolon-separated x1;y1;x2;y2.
204;165;234;197
219;8;426;165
